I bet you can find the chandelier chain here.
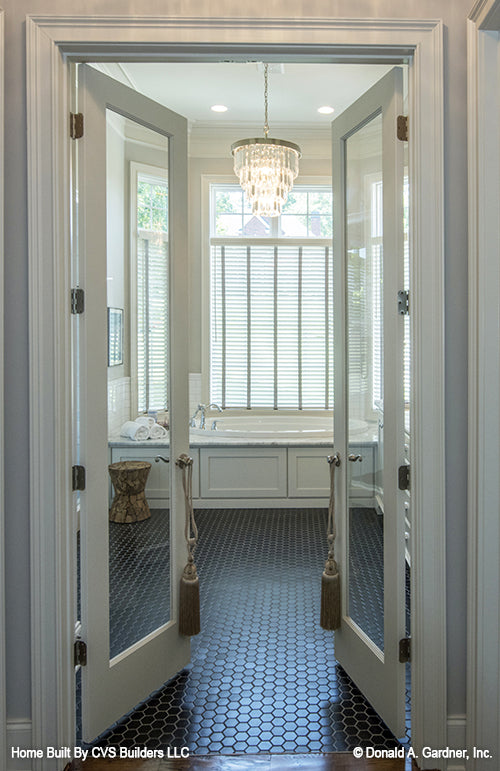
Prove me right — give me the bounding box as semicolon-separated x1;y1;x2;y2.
263;64;269;137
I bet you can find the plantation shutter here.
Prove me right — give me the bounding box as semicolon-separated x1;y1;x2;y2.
137;232;169;412
210;241;334;409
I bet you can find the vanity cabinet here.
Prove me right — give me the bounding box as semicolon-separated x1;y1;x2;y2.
109;447;200;506
109;442;377;507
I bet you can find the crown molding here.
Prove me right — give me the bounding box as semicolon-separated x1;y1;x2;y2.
469;0;500;28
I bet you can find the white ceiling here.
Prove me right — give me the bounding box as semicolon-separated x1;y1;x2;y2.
98;61;394;130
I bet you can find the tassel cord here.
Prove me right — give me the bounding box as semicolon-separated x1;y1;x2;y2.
320;453;341;631
326;460;336;565
179;456;198;562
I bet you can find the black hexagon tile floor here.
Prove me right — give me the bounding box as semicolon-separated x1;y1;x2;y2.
78;507;411;754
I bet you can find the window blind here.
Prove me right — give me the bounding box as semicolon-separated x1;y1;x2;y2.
137;232;169;412
210;241;334;409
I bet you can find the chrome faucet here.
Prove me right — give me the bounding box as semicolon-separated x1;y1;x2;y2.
189;403;223;429
189;404;204;428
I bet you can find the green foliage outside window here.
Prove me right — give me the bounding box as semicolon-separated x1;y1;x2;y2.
137;181;168;232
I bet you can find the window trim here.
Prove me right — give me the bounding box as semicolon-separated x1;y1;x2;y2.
130;160;168;415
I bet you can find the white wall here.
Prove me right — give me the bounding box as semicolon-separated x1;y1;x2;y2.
2;0;470;734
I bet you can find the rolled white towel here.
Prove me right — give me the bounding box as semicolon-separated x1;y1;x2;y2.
135;415;155;428
149;423;168;439
120;420;150;441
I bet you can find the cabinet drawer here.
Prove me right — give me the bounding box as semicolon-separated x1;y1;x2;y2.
200;448;287;498
288;448;331;497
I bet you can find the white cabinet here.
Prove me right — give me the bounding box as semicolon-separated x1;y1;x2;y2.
199;447;287;498
109;442;378;506
110;446;200;507
287;448;331;497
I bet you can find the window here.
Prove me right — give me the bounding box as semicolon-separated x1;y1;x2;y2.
132;165;169;413
209;183;334;410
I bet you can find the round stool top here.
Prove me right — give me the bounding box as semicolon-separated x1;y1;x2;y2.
109;461;152;473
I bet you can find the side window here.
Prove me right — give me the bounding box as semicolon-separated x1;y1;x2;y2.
132;166;169;413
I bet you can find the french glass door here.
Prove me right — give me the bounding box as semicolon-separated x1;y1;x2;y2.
332;67;407;737
74;64;190;741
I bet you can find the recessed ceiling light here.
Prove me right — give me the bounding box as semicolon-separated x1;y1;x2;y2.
318;106;335;115
211;104;228;113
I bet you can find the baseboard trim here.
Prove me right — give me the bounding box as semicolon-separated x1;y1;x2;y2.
447;714;467;771
6;721;33;771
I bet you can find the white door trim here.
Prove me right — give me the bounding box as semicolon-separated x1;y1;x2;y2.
25;14;446;770
0;9;6;771
466;3;500;768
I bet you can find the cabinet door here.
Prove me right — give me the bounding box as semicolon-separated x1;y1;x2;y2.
287;448;331;497
110;448;200;502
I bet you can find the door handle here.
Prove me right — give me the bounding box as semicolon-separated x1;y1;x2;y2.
348;454;363;462
327;453;341;466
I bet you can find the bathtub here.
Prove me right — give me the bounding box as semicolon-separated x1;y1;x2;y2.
190;412;368;440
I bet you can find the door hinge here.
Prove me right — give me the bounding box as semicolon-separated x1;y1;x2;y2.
71;287;84;315
399;636;411;663
72;465;86;492
397;115;408;142
74;639;87;667
70;112;84;140
398;464;410;491
397;290;409;315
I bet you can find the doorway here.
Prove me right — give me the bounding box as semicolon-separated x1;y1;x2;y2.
26;14;446;768
73;59;410;753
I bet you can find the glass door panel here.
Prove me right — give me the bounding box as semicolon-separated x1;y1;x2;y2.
106;111;171;659
345;113;384;652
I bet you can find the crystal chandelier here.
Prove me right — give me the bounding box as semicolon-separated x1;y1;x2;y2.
231;64;301;218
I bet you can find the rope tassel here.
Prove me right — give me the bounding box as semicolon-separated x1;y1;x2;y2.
177;454;201;636
321;454;341;631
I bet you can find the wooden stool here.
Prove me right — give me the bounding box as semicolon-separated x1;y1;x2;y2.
108;461;152;523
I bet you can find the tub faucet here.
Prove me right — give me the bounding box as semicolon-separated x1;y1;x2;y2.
189;402;223;429
189;404;204;428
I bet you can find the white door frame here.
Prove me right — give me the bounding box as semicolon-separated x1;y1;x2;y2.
467;2;500;767
0;9;6;771
26;14;446;771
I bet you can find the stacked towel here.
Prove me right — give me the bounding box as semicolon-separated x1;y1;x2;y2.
150;423;168;439
135;416;156;429
120;420;151;441
120;417;169;441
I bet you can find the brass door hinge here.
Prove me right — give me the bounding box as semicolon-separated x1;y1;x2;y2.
72;465;86;492
70;112;84;140
398;290;409;315
71;287;84;315
398;464;410;491
74;639;87;667
399;637;411;663
397;115;408;142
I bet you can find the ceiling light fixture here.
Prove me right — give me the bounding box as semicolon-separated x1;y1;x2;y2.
211;104;228;112
318;106;335;115
231;64;301;217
